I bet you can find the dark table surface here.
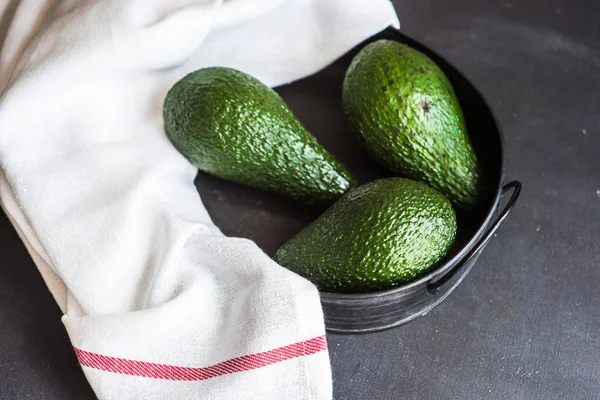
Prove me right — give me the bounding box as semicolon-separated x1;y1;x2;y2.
2;0;599;399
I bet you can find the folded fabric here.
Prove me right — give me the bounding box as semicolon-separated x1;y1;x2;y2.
0;0;399;398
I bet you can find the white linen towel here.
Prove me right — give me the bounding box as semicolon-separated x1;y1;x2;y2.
0;0;399;398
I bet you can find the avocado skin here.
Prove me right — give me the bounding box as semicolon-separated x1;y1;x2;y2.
164;67;356;204
343;40;482;209
275;178;457;293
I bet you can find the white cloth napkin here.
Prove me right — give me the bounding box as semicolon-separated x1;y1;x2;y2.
0;0;398;398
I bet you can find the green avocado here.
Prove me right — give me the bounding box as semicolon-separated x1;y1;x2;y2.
164;67;356;204
275;178;457;292
343;39;482;209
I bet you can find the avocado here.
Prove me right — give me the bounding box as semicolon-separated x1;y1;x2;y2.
164;67;356;204
343;39;482;209
275;178;456;292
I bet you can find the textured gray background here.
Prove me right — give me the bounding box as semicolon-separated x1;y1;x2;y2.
1;0;599;399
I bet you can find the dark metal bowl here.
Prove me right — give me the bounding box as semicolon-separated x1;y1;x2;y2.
196;27;521;334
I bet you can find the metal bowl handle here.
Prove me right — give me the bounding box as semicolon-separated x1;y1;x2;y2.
427;181;522;294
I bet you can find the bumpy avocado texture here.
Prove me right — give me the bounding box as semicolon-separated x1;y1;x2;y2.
164;67;356;204
343;40;482;209
275;178;457;292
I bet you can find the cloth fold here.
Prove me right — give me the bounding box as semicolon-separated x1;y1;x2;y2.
0;0;399;398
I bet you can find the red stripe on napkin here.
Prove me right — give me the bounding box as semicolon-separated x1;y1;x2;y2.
74;335;327;381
